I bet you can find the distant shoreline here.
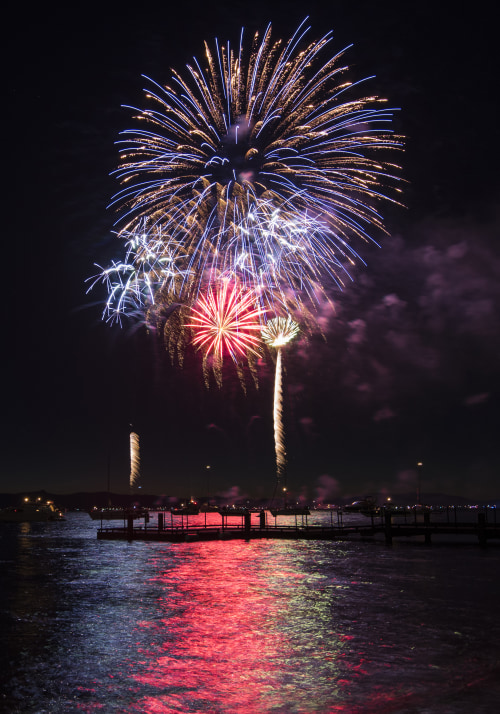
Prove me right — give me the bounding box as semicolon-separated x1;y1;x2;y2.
1;490;498;510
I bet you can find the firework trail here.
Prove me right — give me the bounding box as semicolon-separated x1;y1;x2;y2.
261;317;300;484
89;18;403;350
129;430;141;490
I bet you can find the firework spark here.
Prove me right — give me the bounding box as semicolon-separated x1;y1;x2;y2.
92;19;402;337
262;317;300;484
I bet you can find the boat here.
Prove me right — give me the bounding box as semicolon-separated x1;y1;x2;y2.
199;504;220;512
0;497;65;522
219;506;250;516
270;507;310;517
88;507;149;520
170;502;200;515
343;499;377;514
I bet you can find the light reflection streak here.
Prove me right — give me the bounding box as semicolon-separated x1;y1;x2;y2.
124;538;367;712
119;532;500;713
130;541;301;711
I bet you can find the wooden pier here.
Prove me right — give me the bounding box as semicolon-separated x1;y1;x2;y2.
96;508;500;546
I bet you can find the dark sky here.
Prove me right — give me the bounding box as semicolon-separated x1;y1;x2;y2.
3;1;499;502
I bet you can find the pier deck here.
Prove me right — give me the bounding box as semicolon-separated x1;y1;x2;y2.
97;510;500;546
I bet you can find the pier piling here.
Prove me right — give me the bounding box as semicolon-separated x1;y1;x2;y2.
384;511;392;544
424;511;431;544
478;512;487;547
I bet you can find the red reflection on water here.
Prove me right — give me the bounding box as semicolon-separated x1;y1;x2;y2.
129;541;307;712
326;689;416;713
121;522;422;713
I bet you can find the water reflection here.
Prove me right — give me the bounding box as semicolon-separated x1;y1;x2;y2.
123;538;500;713
125;541;376;712
2;516;500;713
4;522;60;672
132;542;307;711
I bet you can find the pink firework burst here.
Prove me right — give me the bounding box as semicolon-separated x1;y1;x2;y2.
187;283;266;362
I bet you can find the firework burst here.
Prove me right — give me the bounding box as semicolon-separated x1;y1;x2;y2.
92;19;402;332
87;218;192;323
261;316;301;348
186;282;266;387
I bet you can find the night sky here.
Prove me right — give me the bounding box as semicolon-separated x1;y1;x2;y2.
3;1;499;502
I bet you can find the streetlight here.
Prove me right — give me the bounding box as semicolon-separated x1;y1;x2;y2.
417;462;423;505
205;465;211;507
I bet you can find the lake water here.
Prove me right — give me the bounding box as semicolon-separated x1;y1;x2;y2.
1;512;499;713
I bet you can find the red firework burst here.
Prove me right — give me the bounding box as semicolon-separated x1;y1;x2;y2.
187;283;266;361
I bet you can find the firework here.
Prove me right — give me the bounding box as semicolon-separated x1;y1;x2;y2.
129;430;141;489
186;281;266;386
87;219;192;324
262;317;300;484
261;316;301;349
93;19;402;334
188;282;265;360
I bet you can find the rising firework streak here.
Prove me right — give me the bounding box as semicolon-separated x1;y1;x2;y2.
262;317;300;483
129;430;140;489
